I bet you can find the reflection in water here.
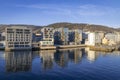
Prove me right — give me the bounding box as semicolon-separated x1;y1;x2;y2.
4;48;90;72
85;48;99;62
68;49;83;64
2;48;120;80
54;50;69;68
5;51;32;72
4;48;120;73
54;49;84;68
39;50;55;70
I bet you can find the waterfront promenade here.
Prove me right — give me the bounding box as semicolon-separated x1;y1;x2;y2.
33;44;86;50
1;44;120;52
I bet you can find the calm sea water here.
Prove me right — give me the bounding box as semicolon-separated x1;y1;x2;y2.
0;48;120;80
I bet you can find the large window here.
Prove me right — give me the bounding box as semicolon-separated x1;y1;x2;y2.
25;45;30;47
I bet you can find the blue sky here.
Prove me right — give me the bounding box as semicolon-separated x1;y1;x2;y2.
0;0;120;28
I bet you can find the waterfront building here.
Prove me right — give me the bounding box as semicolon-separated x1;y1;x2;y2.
0;32;6;48
82;32;88;44
105;33;117;42
102;37;109;45
0;32;5;41
40;27;54;46
104;33;117;45
5;26;32;51
69;29;82;45
32;33;42;42
98;32;105;39
86;32;103;46
105;33;120;44
54;28;69;45
116;32;120;43
108;39;116;45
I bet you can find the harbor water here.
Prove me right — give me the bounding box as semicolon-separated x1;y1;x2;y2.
0;48;120;80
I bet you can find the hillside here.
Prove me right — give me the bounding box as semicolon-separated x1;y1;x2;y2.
0;23;119;33
0;24;43;33
47;22;119;32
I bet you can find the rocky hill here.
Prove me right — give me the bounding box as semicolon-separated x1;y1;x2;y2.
0;22;119;33
47;22;119;32
0;24;43;33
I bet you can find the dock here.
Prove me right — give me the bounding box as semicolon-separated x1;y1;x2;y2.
32;44;86;50
40;46;56;50
56;45;86;49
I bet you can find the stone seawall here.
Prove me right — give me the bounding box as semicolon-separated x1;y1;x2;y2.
89;45;120;52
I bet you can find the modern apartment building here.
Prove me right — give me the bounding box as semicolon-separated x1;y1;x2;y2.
69;29;82;45
32;33;42;42
105;33;119;43
86;32;103;46
40;27;54;46
5;26;32;51
0;32;5;48
54;28;69;45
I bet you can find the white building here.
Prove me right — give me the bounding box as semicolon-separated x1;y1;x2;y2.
40;27;54;46
105;33;120;44
87;33;95;46
5;26;32;51
86;32;103;46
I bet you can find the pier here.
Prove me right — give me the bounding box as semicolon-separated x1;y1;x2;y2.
1;43;120;52
32;44;86;50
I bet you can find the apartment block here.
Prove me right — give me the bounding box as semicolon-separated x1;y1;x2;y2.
40;27;54;46
105;33;120;43
32;33;42;42
87;32;103;46
69;29;82;45
54;28;69;45
5;26;32;51
0;32;5;48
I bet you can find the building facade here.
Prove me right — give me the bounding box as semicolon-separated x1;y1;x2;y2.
32;33;42;42
87;32;103;46
0;32;6;48
69;29;82;45
105;33;120;44
5;26;32;51
54;28;69;45
40;27;54;46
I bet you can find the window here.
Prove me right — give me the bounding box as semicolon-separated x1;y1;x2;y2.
20;45;24;47
25;45;29;47
20;42;24;44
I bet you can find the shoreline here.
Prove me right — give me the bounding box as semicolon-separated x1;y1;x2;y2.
0;44;120;52
89;45;120;52
32;44;86;50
